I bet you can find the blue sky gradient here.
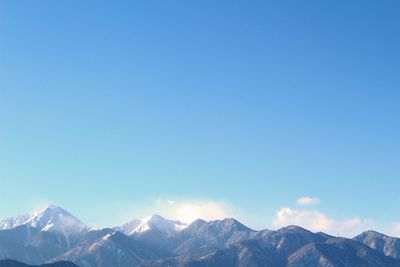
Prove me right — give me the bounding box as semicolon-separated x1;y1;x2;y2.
0;1;399;234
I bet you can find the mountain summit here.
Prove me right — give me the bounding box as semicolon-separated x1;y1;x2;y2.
354;230;400;260
115;214;187;236
0;205;89;235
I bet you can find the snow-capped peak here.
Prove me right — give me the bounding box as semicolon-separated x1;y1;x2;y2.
0;204;89;235
26;205;89;234
115;214;188;236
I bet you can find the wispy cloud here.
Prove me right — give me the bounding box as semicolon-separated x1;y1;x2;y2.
272;207;374;237
154;198;237;223
392;222;400;237
296;196;320;206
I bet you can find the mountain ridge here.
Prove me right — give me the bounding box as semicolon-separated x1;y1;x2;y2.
1;205;399;267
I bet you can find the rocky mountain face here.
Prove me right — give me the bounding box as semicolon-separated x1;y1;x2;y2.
144;228;400;267
285;237;400;267
1;205;400;267
53;229;160;267
115;214;187;236
173;218;258;254
0;206;90;265
354;230;400;260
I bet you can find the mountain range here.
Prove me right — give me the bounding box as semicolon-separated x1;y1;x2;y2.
1;205;399;267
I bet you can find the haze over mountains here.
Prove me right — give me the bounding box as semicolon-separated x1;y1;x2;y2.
1;205;400;267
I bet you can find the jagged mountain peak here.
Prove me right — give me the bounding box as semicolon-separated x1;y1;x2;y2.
186;218;207;228
43;204;59;210
0;205;89;234
29;205;73;221
178;217;256;238
354;230;400;260
219;217;241;224
278;225;312;234
356;229;390;238
141;214;171;224
115;214;188;236
191;218;207;224
221;217;251;228
197;217;256;233
134;214;188;234
27;205;88;233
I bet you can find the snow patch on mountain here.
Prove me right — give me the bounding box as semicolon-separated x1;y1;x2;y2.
0;205;90;250
115;214;188;236
0;205;89;234
0;213;32;230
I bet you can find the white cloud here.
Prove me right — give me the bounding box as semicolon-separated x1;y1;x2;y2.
272;207;374;237
392;222;400;237
154;198;236;223
296;197;320;206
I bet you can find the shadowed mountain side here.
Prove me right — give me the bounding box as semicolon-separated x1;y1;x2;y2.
354;230;400;260
0;259;78;267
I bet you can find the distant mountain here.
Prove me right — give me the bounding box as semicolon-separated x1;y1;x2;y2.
173;218;258;255
53;228;159;267
0;206;89;265
252;225;327;266
0;224;65;264
118;215;189;258
144;226;400;267
115;214;187;236
354;230;400;260
2;205;400;267
0;205;89;243
287;238;400;267
0;259;77;267
144;239;274;267
114;218;141;235
122;217;259;259
0;214;31;230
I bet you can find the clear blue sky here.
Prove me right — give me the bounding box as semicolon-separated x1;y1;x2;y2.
0;1;399;234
